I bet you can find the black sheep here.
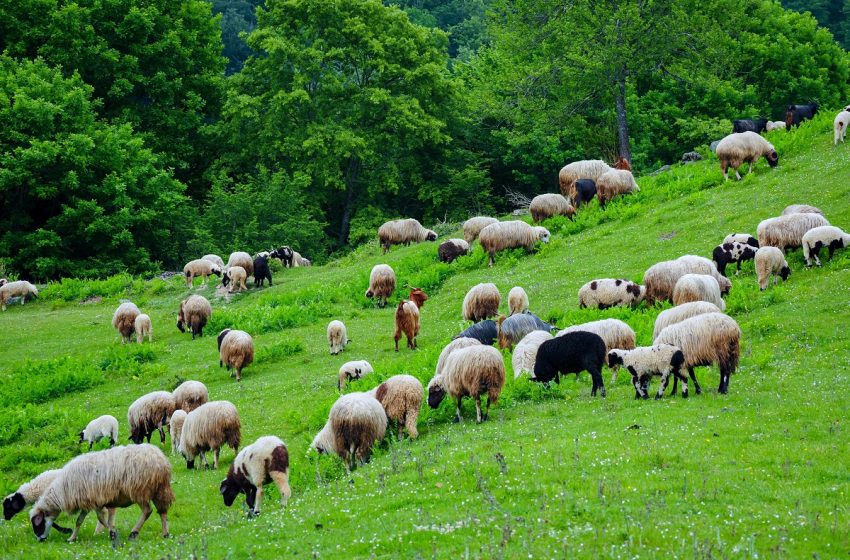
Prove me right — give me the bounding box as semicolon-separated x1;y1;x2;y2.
253;255;272;287
732;118;768;134
785;103;818;131
438;240;469;263
454;320;497;346
533;331;607;397
573;179;597;208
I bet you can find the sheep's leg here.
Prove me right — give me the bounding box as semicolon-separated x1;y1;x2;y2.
270;470;291;508
159;426;165;443
405;412;419;439
488;253;495;267
632;375;642;399
483;395;492;422
718;365;731;394
670;375;678;396
747;162;753;174
640;377;649;400
214;447;221;469
590;366;605;397
159;511;169;538
688;368;702;395
128;502;152;540
474;395;483;423
454;397;463;423
394;329;401;352
656;372;670;399
68;510;88;543
94;508;110;539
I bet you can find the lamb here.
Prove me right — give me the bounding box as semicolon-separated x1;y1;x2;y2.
368;374;423;439
4;470;69;526
508;286;529;315
223;265;248;293
202;254;225;268
219;329;254;381
435;337;482;377
462;283;501;322
226;251;254;278
765;120;786;132
723;233;759;247
79;415;118;450
253;255;272;287
715;131;779;180
781;204;823;216
378;218;438;253
177;295;212;339
463;217;498;244
30;444;173;543
111;302;140;343
427;345;505;423
656;313;741;395
182;258;221;287
533;331;607;396
338;360;374;390
529;193;575;222
757;213;830;252
643;255;730;304
128;391;176;445
558;159;612;199
607;345;687;399
755;247;791;290
652;301;721;340
497;313;555;350
672;273;727;311
172;380;209;412
713;241;758;276
511;330;552;378
310;392;387;470
438;238;470;263
595;169;640;207
453;320;498;346
571;179;597;208
0;280;38;311
478;221;550;267
578;278;645;309
327;320;349;355
269;246;294;268
802;226;850;266
394;288;427;351
834;109;850;144
169;410;187;455
179;400;241;470
365;264;396;307
220;435;291;516
134;314;152;344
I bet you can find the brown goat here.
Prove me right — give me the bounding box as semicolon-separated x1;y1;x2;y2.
394;288;428;351
614;156;631;171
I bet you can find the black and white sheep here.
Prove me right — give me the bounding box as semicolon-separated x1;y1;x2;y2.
269;246;294;268
252;255;272;287
365;264;396;307
219;329;254;381
755;247;791;290
529;193;575;222
478;221;550;267
327;320;349;355
368;374;423;439
112;302;140;343
507;286;529;315
311;392;387;470
715;131;778;180
511;330;552;378
802;225;850;266
497;312;555;350
338;360;374;390
453;320;497;346
438;238;470;263
463;283;501;322
220;435;290;516
723;233;759;248
0;280;38;311
712;241;757;276
79;415;118;450
463;217;498;244
757;213;830;253
533;331;607;397
177;295;212;339
578;278;645;309
128;391;176;445
607;345;687;399
4;470;65;524
427;345;505;423
172;380;209;413
377;219;438;253
672;273;727;311
183;259;221;287
652;301;721;340
179;401;241;470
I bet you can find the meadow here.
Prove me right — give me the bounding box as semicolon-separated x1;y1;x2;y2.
1;114;849;559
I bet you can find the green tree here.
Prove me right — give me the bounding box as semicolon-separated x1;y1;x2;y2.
210;0;265;74
782;0;850;49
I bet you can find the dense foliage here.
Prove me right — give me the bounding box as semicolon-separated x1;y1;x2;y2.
783;0;850;49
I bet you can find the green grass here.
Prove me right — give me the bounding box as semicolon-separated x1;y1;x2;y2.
2;113;849;558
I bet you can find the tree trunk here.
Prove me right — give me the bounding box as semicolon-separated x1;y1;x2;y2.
338;156;361;246
615;72;631;162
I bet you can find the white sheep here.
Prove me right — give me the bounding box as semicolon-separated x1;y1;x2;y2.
368;374;423;439
434;337;482;377
578;278;645;309
558;160;612;200
652;301;721;340
0;280;38;311
595;169;640;207
757;213;830;252
643;255;730;304
172;380;209;412
179;400;241;470
478;221;550;267
134;313;152;344
327;320;349;355
219;435;291;515
672;273;727;311
311;392;388;470
507;286;529;315
365;264;396;307
765;120;786;132
226;251;254;278
462;283;501;322
218;329;254;381
78;415;118;450
202;254;225;268
4;470;63;523
427;345;505;423
781;204;823;216
169;409;187;455
224;265;247;293
377;218;438;253
511;330;552;378
112;302;140;343
607;345;687;399
529;193;575;222
802;225;850;266
463;217;498;243
183;259;221;287
834;109;850;144
177;295;212;339
128;391;176;445
755;247;791;290
338;360;374;390
715;131;779;180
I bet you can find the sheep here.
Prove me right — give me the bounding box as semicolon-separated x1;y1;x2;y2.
368;374;423;439
111;302;140;343
427;345;505;423
253;255;272;287
463;217;499;244
571;179;597;208
4;470;65;524
292;250;311;267
652;301;721;340
223;266;248;293
715;131;778;180
453;320;497;346
643;255;730;304
785;103;818;130
578;278;645;309
179;401;241;470
672;273;727;311
557;318;636;383
765;120;786;132
219;329;254;381
435;337;482;377
713;241;758;276
533;332;607;396
310;392;387;470
172;380;209;412
755;247;791;290
801;225;850;266
177;295;212;339
269;246;294;268
169;410;187;455
79;415;118;450
529;193;575;223
438;238;470;263
338;360;374;390
462;283;501;322
732;118;768;134
202;254;225;268
478;221;550;267
607;345;687;399
781;204;823;216
134;314;152;344
394;288;427;351
182;259;221;288
365;264;396;307
834;110;850;145
227;251;254;278
558;160;612;199
511;330;552;378
723;233;759;247
220;435;291;516
128;391;176;445
327;320;349;355
29;444;173;543
0;280;38;311
757;213;830;253
595;169;640;207
508;286;529;315
497;313;555;350
377;218;437;253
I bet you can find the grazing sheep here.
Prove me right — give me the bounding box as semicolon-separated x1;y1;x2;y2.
183;259;221;288
655;313;741;395
723;233;759;247
435;337;482;377
463;283;501;322
223;266;248;293
128;391;176;445
578;279;645;309
226;251;254;278
732;118;768;134
177;295;212;339
252;255;272;287
463;217;499;244
112;302;140;343
672;274;727;311
219;330;254;382
0;280;34;310
134;314;152;344
29;444;173;543
427;345;505;423
179;401;241;470
507;286;529;316
311;393;387;470
652;301;721;340
4;470;68;525
765;120;786;132
558;160;612;199
715;131;778;180
172;380;209;413
834;110;850;144
497;313;555;350
607;345;687;399
557;318;636;383
757;213;830;253
755;247;791;290
79;415;118;450
368;374;423;439
643;255;730;304
511;330;552;378
365;264;396;307
571;179;597;208
220;436;291;515
785;103;818;130
529;193;575;222
453;320;498;346
394;288;427;351
712;241;758;276
338;360;374;390
378;218;438;253
478;221;550;267
327;320;349;355
292;250;311;267
595;169;640;207
781;204;823;216
269;246;294;268
169;410;187;455
202;254;225;268
438;238;470;263
802;226;850;266
533;332;607;396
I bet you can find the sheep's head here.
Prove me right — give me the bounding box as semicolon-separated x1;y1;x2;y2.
534;227;551;243
221;270;231;287
425;230;438;241
210;265;222;276
129;428;146;445
427;376;446;408
219;478;240;507
780;266;791;281
717;276;732;296
78;431;85;444
365;288;374;299
765;150;779;167
3;492;25;520
217;328;232;351
409;288;428;308
565;205;577;220
177;302;186;333
30;507;57;542
607;350;625;370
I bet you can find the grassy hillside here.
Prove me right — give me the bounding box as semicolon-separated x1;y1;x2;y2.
1;113;849;559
